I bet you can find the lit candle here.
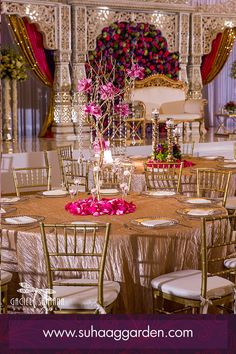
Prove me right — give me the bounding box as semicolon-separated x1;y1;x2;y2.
166;118;174;127
103;150;113;164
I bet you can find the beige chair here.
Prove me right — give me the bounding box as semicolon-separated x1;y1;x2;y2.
151;214;236;314
61;158;89;192
13;166;52;196
196;168;231;207
144;161;183;193
40;222;120;314
1;270;13;313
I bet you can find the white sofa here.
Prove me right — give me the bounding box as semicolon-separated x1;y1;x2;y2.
133;74;206;136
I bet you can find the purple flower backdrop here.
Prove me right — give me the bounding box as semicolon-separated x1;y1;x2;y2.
87;21;180;87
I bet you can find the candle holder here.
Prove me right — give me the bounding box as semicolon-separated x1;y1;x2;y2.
166;118;174;162
151;108;160;160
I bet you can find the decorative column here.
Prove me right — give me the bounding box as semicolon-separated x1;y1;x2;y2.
2;78;12;141
12;79;18;140
71;5;91;149
178;13;190;84
51;4;73;140
188;14;203;99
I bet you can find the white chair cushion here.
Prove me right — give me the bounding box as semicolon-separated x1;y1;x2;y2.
53;279;120;310
224;258;236;269
1;270;12;285
225;197;236;210
151;269;234;300
159;113;201;122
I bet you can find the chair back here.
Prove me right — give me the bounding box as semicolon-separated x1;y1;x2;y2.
57;145;73;185
61;158;89;192
144;161;183;193
200;214;236;299
196;168;231;207
40;222;111;309
133;100;146;118
95;164;133;191
13;166;51;196
181;142;195;157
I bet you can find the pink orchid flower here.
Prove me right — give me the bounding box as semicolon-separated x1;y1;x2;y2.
84;102;102;118
99;82;119;100
77;78;92;93
114;103;129;117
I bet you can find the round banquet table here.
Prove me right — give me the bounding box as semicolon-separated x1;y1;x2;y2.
1;193;228;314
129;156;236;195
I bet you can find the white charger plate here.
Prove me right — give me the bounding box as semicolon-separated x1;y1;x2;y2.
42;189;68;197
131;217;178;228
143;190;176;197
177;208;224;218
100;188;119;195
2;215;44;226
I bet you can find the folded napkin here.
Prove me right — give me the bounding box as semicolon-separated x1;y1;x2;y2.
148;191;176;196
100;189;119;194
0;208;6;214
223;164;236;168
186;198;211;204
140;219;171;227
187;209;215;216
43;189;68;196
5;216;37;224
1;197;20;203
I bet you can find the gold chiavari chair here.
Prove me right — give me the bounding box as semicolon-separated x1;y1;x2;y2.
151;214;236;314
40;222;120;314
180;142;195;157
57;145;73;185
95;164;133;192
144;161;183;193
196;168;232;207
126;100;146;140
1;270;12;313
13;166;52;197
61;158;89;192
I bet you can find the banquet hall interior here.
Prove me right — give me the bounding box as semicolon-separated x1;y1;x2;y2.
1;0;236;315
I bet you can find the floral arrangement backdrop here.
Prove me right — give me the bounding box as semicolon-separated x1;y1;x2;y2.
87;21;180;87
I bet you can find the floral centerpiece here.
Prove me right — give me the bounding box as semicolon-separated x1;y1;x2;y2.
224;101;236;113
78;60;144;142
0;48;27;81
153;142;181;161
65;197;136;217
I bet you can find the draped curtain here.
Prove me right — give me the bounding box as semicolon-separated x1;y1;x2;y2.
201;28;236;85
203;34;236;127
8;15;55;137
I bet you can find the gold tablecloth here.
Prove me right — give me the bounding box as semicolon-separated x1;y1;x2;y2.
1;193;227;313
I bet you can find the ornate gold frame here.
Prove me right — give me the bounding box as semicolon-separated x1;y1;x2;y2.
135;74;188;94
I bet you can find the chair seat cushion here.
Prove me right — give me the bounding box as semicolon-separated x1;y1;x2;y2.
224;258;236;269
53;279;120;310
1;270;12;285
225;197;236;209
151;269;234;300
